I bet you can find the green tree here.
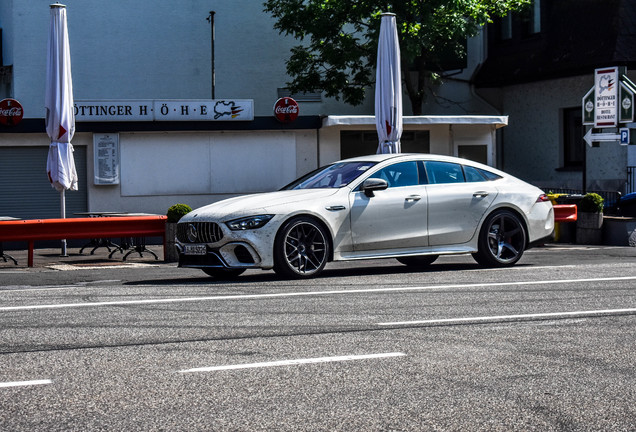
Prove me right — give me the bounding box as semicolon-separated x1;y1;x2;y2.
263;0;529;115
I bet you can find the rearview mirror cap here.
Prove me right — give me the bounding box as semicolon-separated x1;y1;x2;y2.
362;178;388;197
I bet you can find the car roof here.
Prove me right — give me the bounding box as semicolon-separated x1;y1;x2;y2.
339;153;484;166
337;153;509;178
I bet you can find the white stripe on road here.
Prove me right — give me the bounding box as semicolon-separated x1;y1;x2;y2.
1;276;636;312
179;352;406;373
0;379;52;389
377;307;636;326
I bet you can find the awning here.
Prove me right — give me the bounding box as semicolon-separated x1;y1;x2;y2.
322;115;508;129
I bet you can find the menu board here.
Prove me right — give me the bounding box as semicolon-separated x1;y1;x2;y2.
93;133;120;185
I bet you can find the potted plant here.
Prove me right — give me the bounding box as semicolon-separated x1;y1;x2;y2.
576;193;604;244
165;203;192;262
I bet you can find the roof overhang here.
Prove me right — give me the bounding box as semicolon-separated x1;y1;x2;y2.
322;115;508;129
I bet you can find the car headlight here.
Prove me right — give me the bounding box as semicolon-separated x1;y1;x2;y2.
225;214;274;231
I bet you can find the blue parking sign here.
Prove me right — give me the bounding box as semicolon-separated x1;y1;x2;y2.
620;128;630;145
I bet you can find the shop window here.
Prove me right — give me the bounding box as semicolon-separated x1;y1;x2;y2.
521;0;541;37
563;107;584;169
340;130;430;159
458;145;488;165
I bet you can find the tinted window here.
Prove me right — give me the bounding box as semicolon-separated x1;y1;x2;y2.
463;165;487;182
425;161;465;184
282;162;376;190
368;161;420;188
478;168;502;181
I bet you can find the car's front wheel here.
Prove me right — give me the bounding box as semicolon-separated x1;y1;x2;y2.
274;216;329;279
473;210;526;267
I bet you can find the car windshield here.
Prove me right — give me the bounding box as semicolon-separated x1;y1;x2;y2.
281;161;377;190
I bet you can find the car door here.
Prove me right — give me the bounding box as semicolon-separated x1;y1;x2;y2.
425;161;498;246
349;161;428;251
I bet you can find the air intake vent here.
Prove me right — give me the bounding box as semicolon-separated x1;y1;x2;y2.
177;222;223;243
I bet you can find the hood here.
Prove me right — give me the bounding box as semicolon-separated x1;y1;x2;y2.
183;189;341;221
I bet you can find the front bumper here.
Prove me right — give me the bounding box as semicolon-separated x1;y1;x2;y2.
176;241;264;269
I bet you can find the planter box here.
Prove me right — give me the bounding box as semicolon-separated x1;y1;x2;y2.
576;212;603;245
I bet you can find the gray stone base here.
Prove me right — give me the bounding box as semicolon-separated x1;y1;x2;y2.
602;217;636;247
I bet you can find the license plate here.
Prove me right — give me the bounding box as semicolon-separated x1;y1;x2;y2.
184;244;207;255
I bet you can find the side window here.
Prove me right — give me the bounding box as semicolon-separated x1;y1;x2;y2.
425;161;465;184
463;165;487;182
368;161;419;188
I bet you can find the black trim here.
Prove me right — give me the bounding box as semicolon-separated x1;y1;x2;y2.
0;116;323;134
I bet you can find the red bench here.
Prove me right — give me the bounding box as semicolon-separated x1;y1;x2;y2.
0;215;167;267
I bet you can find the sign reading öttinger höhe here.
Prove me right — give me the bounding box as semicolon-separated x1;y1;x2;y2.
0;98;24;126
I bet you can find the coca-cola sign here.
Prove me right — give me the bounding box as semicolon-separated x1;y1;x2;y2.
273;97;299;123
0;98;24;126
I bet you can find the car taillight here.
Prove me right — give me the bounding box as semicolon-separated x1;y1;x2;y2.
536;194;550;203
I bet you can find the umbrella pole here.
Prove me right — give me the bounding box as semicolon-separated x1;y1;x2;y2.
60;189;68;257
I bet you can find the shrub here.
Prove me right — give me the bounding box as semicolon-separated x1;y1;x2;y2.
578;193;604;213
166;203;192;223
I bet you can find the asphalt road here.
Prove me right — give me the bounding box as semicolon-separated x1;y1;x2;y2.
1;245;635;431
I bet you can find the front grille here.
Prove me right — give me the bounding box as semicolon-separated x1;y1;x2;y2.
177;222;224;243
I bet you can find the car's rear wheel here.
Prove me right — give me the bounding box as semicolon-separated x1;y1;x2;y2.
202;268;245;279
274;216;329;279
397;255;439;267
473;210;526;267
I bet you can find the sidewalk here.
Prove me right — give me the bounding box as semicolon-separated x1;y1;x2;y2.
0;244;169;270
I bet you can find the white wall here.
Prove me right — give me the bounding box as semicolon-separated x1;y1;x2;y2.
5;0;495;120
86;130;317;215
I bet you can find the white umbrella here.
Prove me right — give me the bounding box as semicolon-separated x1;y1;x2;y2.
375;12;403;154
46;3;78;256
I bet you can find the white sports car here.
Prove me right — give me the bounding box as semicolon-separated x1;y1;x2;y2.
176;154;554;279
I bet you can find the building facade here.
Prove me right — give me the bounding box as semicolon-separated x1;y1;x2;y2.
5;0;627;220
0;0;505;219
474;0;636;194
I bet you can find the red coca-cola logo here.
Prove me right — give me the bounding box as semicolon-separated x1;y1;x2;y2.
274;97;299;123
0;98;24;126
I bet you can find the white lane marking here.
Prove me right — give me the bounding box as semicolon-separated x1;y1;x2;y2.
0;280;122;293
0;379;52;388
1;276;635;312
179;352;406;373
377;308;636;326
47;263;156;271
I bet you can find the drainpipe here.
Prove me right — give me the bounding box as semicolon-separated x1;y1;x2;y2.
207;11;216;99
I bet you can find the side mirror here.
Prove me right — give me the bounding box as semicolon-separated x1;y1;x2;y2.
362;178;388;197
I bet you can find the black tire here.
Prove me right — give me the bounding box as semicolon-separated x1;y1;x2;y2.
202;268;245;279
473;210;526;267
273;216;330;279
397;255;439;267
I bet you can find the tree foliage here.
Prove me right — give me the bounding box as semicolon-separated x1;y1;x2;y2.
263;0;529;115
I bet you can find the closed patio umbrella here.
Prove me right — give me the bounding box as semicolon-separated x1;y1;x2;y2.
46;3;78;255
375;12;403;154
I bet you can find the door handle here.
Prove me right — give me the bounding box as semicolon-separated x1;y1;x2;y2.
405;195;422;202
473;191;489;198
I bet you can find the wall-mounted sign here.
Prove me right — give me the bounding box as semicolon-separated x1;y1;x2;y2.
583;68;635;126
0;98;24;126
273;97;299;123
594;67;619;127
93;133;119;185
75;99;254;122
